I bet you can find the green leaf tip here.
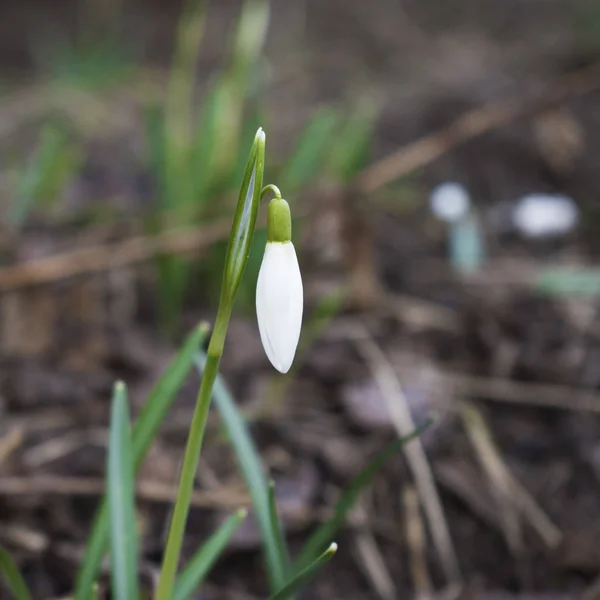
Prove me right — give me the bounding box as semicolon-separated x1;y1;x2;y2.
108;381;139;600
220;126;266;311
236;508;249;519
0;545;32;600
266;541;336;600
75;325;206;600
294;417;432;571
196;321;211;335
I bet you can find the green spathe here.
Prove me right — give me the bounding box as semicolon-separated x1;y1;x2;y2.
221;127;266;311
267;197;291;243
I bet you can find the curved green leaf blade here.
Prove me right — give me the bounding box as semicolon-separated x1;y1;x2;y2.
108;382;139;600
267;543;337;600
9;122;72;229
74;324;208;600
0;546;32;600
280;108;339;192
295;418;433;571
329;99;379;183
173;509;247;600
194;352;286;592
267;481;290;576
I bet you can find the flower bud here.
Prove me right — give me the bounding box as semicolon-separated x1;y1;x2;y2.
256;198;303;373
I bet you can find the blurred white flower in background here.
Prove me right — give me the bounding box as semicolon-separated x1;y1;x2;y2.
512;193;578;238
429;182;471;223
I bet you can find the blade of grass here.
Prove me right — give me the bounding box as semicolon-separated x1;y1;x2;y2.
329;99;379;183
193;352;287;592
164;0;208;205
157;0;208;335
108;382;139;600
279;108;339;193
144;105;166;196
8;122;72;229
173;509;247;600
74;323;208;600
294;418;433;571
267;481;290;576
0;546;32;600
211;0;270;182
131;323;209;463
267;543;337;600
191;82;220;203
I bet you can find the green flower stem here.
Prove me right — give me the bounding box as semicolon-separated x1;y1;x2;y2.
156;304;232;600
261;184;282;202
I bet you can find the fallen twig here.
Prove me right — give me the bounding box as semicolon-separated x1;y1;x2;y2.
0;218;231;292
403;485;432;598
451;373;600;413
0;475;249;509
357;61;600;192
351;499;397;600
351;324;462;587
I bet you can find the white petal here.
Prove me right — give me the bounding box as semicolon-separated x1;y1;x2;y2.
256;242;303;373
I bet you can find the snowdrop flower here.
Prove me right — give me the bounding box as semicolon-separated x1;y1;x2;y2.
429;182;470;223
513;193;578;238
256;195;303;373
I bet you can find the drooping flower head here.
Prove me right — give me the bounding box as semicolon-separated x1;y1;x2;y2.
256;196;303;373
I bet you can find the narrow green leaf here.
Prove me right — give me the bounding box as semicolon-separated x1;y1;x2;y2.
194;352;287;592
209;0;270;182
108;382;139;600
267;543;337;600
157;256;192;338
329;100;379;183
280;109;339;192
8;122;72;229
231;0;270;76
173;509;247;600
0;546;32;600
267;481;290;575
295;418;433;571
74;324;208;600
144;105;167;195
131;323;208;464
191;82;220;202
164;0;208;192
